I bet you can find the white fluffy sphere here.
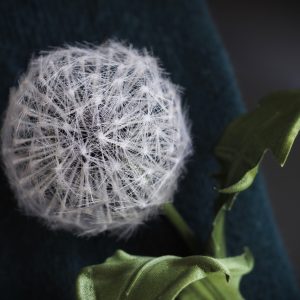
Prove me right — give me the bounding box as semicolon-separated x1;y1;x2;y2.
1;41;192;236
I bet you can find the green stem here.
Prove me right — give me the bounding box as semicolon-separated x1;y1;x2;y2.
208;207;226;258
162;202;199;254
206;193;233;258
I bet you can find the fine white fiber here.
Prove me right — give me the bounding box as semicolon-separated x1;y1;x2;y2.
1;41;192;237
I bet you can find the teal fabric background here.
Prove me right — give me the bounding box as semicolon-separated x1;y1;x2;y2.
0;0;299;299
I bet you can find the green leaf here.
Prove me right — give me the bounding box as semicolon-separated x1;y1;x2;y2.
179;248;253;300
216;90;300;194
208;90;300;258
76;249;253;300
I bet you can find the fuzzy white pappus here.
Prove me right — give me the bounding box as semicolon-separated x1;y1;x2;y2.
1;41;192;237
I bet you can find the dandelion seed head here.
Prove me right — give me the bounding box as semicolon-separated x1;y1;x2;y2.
1;41;192;237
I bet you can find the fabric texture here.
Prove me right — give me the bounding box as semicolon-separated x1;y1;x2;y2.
0;0;299;299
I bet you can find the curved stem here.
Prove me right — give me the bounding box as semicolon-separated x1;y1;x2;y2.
207;206;227;258
206;193;233;258
162;202;199;254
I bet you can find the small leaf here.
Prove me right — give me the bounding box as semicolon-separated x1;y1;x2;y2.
215;90;300;193
76;249;253;300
